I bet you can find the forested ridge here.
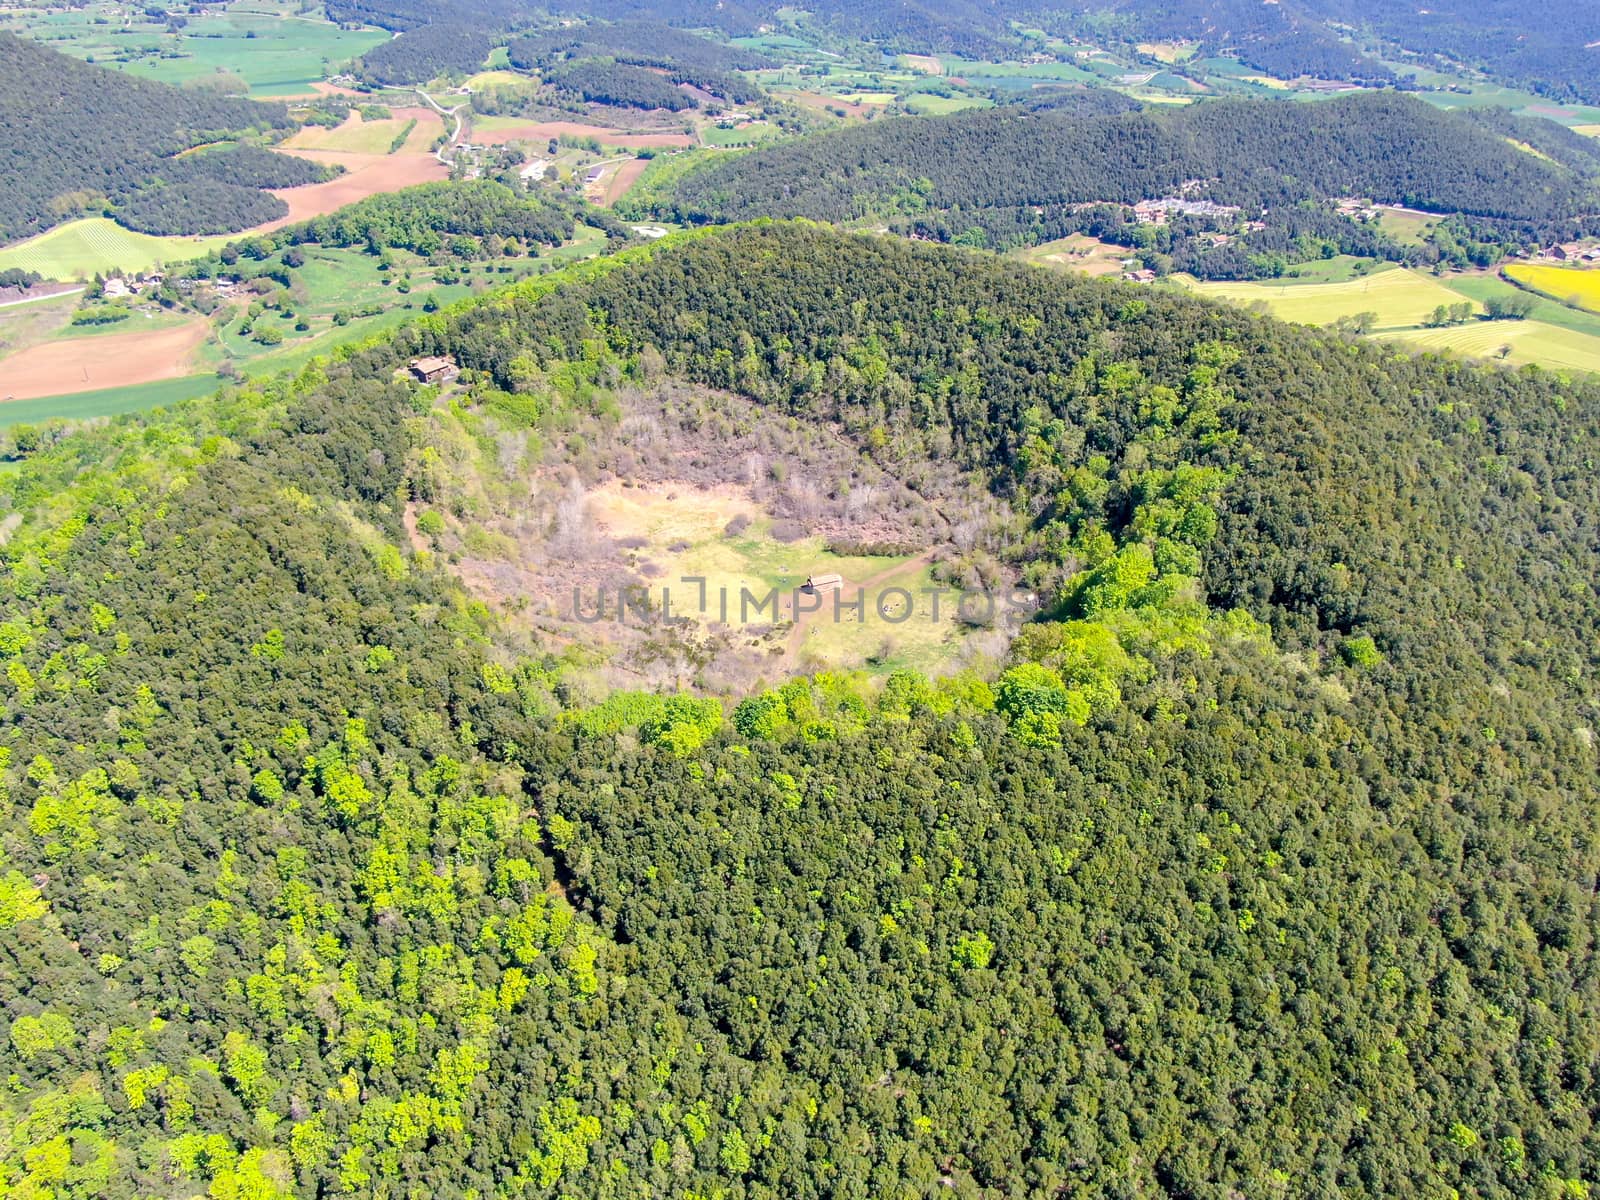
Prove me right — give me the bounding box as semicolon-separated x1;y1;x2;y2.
506;20;771;107
1076;0;1600;105
2;222;1600;1200
0;33;312;243
649;92;1600;266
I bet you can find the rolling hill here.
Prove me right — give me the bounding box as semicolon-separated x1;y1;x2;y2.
0;222;1597;1198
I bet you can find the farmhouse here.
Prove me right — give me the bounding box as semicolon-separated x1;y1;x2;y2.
409;355;459;385
802;573;843;594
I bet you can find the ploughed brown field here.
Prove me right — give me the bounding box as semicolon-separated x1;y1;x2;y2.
602;158;649;206
261;149;449;230
0;319;209;401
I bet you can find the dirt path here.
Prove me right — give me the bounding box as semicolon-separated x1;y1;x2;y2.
0;286;83;310
0;319;209;401
784;550;936;659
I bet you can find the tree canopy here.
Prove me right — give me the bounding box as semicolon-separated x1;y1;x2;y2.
1;222;1598;1199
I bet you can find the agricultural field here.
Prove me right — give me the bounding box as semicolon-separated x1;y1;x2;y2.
280;110;435;156
1137;41;1199;64
700;122;785;147
1183;266;1467;329
0;126;450;278
1375;320;1600;375
1184;263;1600;374
1440;271;1600;337
7;1;386;96
0;219;233;280
1504;263;1600;314
0;374;217;429
0;290;83;359
473;117;695;150
266;146;449;228
0;316;209;401
0;223;610;425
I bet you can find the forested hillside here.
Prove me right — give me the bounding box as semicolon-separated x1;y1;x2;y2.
353;23;497;87
641;92;1600;275
2;221;1599;1197
506;20;772;105
0;33;308;243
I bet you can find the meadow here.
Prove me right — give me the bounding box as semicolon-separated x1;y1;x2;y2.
584;481;968;675
1017;234;1128;277
1183;266;1467;328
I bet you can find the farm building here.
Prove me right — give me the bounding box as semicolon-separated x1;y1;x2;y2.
409;356;459;385
802;573;843;593
585;165;606;184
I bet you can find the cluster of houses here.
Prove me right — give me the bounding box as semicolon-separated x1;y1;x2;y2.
1132;197;1243;225
100;273;254;300
1539;242;1600;264
99;273;164;299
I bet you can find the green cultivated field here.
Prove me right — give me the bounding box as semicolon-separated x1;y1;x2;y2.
0;375;216;428
1186;264;1600;374
701;122;786;147
1377;320;1600;374
15;3;386;95
0;219;233;280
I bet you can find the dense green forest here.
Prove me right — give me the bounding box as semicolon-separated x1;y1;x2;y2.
2;221;1599;1198
1079;0;1600;104
646;92;1600;274
505;20;771;105
353;23;497;87
505;20;774;76
316;0;1600;100
0;33;309;243
113;147;333;237
542;61;697;111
